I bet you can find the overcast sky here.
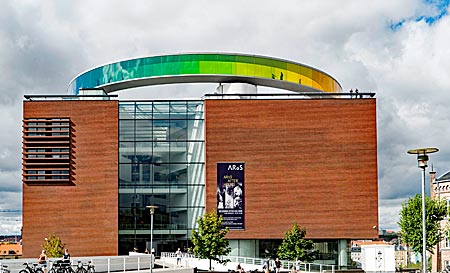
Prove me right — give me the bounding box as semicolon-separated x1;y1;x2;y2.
1;0;450;235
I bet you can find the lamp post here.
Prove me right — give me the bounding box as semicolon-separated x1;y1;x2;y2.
407;147;439;273
146;205;158;273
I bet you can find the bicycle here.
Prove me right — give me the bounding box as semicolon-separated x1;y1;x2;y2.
85;260;95;273
74;261;87;273
0;265;11;273
19;262;44;273
49;260;74;273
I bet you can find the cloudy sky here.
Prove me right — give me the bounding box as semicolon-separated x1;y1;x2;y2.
1;0;450;235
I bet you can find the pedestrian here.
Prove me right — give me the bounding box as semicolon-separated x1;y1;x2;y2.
269;258;276;273
176;248;182;266
263;258;274;273
62;248;71;263
38;250;47;273
274;258;281;273
290;265;295;273
263;259;269;273
295;259;301;273
237;262;245;273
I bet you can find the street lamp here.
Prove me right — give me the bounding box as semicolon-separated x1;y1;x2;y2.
146;205;158;273
407;147;439;273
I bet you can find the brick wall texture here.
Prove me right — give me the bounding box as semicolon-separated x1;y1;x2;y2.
22;98;378;257
22;100;118;258
204;99;378;240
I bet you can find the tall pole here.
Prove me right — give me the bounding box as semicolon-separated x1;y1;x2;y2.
408;147;439;273
147;205;158;273
421;165;427;273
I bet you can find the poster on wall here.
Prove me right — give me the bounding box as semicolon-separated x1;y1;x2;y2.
217;162;245;230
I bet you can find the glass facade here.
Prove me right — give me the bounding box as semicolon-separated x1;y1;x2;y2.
226;239;341;265
118;100;205;254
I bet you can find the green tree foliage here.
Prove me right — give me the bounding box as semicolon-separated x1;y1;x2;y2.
398;194;447;254
277;223;315;262
42;233;65;258
190;211;231;270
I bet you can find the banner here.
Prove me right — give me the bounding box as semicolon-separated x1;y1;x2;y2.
217;162;245;230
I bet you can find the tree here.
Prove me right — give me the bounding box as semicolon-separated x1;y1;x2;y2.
277;223;315;262
190;211;231;270
42;233;65;258
398;194;447;254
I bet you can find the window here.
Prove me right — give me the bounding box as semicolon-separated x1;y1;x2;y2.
445;234;450;248
23;117;72;184
447;198;450;217
445;260;450;268
118;100;205;249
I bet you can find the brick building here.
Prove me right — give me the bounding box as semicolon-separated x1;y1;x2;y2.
21;53;378;267
431;170;450;272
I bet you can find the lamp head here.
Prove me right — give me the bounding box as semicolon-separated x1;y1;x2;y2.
407;147;439;169
418;155;429;169
146;205;158;214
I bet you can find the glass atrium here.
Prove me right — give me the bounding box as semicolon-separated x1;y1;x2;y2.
118;100;205;254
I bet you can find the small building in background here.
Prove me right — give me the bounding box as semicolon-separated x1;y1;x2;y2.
430;169;450;272
0;242;22;259
351;240;411;270
361;245;395;273
394;244;408;269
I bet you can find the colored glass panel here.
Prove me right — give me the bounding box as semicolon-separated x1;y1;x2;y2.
68;53;342;94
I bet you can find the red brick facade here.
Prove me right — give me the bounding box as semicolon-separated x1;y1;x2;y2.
21;97;378;257
205;99;378;239
22;100;118;257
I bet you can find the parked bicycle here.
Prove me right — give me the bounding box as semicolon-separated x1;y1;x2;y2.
19;262;44;273
74;261;86;273
48;260;74;273
86;260;95;273
75;260;95;273
48;260;94;273
0;264;11;273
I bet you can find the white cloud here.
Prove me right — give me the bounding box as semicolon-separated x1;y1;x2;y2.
1;0;450;233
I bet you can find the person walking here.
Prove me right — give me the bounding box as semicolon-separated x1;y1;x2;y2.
38;250;47;273
62;248;71;263
269;258;276;273
175;248;182;266
263;259;270;273
264;258;275;273
274;258;281;273
294;258;301;273
236;262;245;273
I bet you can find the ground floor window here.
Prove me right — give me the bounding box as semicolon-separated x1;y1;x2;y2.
118;236;346;266
227;239;342;265
119;234;191;255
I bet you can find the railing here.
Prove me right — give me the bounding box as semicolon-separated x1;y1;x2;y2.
203;92;375;99
1;254;335;273
160;252;335;273
0;255;155;273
